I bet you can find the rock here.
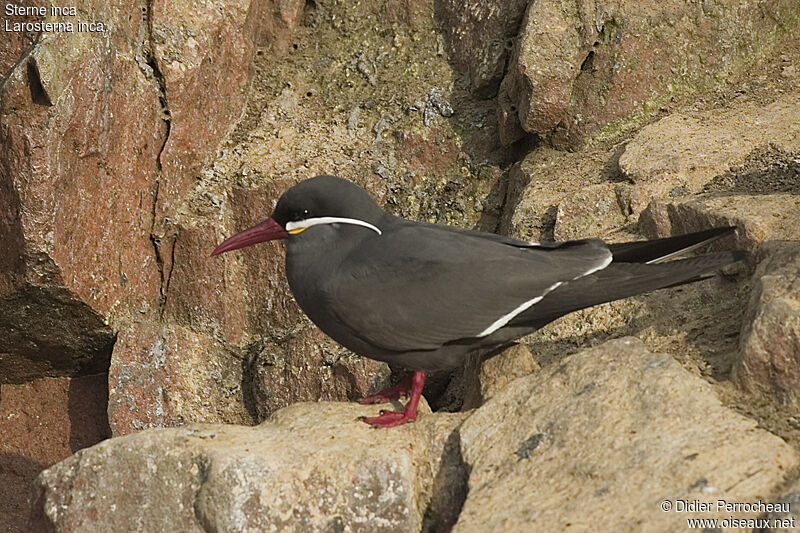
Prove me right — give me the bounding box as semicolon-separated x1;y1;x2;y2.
0;0;43;79
495;86;528;146
151;0;303;223
620;92;800;214
636;181;800;412
245;0;306;54
462;344;540;409
498;158;559;241
248;327;391;421
437;0;529;97
553;183;626;241
160;221;248;344
0;375;109;533
1;0;164;379
0;286;115;383
107;321;254;436
734;243;800;409
1;0;310;434
498;0;800;147
454;338;797;531
760;487;800;532
33;403;468;533
478;344;539;402
499;146;621;242
499;0;582;139
639;193;800;252
1;1;165;314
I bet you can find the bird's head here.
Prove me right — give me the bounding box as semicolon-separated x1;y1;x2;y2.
211;175;385;256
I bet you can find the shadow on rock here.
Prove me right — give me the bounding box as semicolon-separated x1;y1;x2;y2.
67;374;112;452
422;427;470;533
0;454;46;533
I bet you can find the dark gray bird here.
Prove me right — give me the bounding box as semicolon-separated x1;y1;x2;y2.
212;175;743;427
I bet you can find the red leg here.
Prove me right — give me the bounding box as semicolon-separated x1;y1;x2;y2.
362;371;426;428
358;373;415;404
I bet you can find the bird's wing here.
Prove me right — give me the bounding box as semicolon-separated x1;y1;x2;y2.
323;224;612;352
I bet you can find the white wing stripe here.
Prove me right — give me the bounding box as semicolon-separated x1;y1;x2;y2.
573;250;613;279
286;217;382;235
477;248;613;337
478;281;564;337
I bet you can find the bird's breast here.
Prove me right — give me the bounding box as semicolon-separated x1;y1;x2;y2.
284;227;356;315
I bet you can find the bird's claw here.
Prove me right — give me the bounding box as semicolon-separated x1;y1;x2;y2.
362;409;416;428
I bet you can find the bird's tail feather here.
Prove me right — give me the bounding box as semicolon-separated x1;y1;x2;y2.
515;250;746;328
608;227;736;264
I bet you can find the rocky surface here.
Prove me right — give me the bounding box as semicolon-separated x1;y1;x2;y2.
620;92;800;214
465;343;539;408
107;321;254;434
0;375;109;533
33;339;798;531
498;146;626;242
0;1;43;83
436;0;528;98
1;0;163;377
3;0;800;530
553;183;626;241
1;0;313;526
735;243;800;410
0;286;115;381
497;0;800;148
455;338;797;531
33;401;467;532
640;192;800;252
150;0;304;224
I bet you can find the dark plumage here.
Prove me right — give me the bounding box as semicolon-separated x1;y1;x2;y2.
213;175;744;427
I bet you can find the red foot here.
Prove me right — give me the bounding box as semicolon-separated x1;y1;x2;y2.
360;371;426;428
359;373;415;404
363;409;415;428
